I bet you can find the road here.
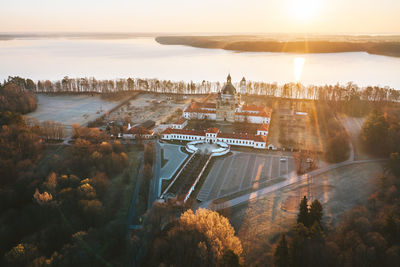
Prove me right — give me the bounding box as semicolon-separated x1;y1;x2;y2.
200;157;386;210
148;139;161;209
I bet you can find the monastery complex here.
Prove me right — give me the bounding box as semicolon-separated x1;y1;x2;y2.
161;75;273;149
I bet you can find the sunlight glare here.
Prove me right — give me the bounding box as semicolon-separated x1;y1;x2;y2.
293;57;305;81
289;0;320;20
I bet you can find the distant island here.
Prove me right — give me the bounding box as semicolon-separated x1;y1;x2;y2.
155;35;400;57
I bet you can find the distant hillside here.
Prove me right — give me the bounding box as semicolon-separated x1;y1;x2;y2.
155;35;400;57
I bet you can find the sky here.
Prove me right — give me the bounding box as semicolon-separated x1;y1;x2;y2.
1;0;399;34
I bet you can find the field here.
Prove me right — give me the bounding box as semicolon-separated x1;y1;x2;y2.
267;100;324;151
27;94;121;129
197;151;296;202
108;93;203;125
228;162;383;265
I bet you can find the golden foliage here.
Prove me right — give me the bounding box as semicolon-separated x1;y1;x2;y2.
33;188;53;205
44;172;57;193
180;208;243;260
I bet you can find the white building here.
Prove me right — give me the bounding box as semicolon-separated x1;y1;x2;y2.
171;118;188;129
161;127;267;149
119;126;154;139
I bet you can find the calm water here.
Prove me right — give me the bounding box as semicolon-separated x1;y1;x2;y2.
1;37;400;88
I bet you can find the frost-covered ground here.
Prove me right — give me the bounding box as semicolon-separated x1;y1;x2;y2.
27;94;120;127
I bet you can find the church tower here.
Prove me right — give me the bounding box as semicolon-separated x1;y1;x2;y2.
216;74;237;122
240;77;246;95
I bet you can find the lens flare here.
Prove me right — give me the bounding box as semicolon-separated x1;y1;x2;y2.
293;57;305;81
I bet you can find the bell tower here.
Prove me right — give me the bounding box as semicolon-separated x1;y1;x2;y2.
240;77;246;95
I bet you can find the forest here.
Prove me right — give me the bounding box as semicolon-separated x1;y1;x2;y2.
0;80;137;266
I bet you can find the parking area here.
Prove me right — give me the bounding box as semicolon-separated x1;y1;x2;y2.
197;152;295;201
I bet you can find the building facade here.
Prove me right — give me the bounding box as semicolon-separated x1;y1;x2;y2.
161;127;268;149
183;74;271;124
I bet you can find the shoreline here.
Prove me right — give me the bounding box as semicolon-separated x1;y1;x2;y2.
155;35;400;58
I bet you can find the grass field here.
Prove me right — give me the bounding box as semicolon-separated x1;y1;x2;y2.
27;94;121;130
228;162;383;265
197;151;295;202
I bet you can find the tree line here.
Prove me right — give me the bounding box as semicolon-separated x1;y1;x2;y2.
0;79;37;114
5;76;399;105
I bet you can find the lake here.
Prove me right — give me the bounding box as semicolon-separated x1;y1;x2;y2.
1;37;400;89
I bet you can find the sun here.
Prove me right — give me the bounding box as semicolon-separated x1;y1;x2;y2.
288;0;320;21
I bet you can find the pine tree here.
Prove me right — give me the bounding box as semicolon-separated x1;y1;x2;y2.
297;196;309;227
290;223;308;267
309;199;323;227
274;234;289;267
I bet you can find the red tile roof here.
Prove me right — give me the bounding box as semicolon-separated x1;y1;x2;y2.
235;112;270;118
198;102;216;109
206;127;219;133
258;124;269;131
218;132;255;141
184;102;217;113
254;135;267;142
184;107;216;114
162;127;267;143
161;128;205;137
127;126;153;135
173;117;187;125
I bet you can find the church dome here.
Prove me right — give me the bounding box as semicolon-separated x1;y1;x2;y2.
221;74;236;95
222;83;236;95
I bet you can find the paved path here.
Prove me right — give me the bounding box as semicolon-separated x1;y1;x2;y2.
159;143;188;193
148;140;161;209
127;157;144;231
200;158;386;210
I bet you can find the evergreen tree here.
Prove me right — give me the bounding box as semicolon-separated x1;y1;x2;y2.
274;234;289;267
220;250;241;267
290;223;308;267
387;152;400;177
361;109;389;155
383;212;399;245
309;199;323;227
297;196;309;227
